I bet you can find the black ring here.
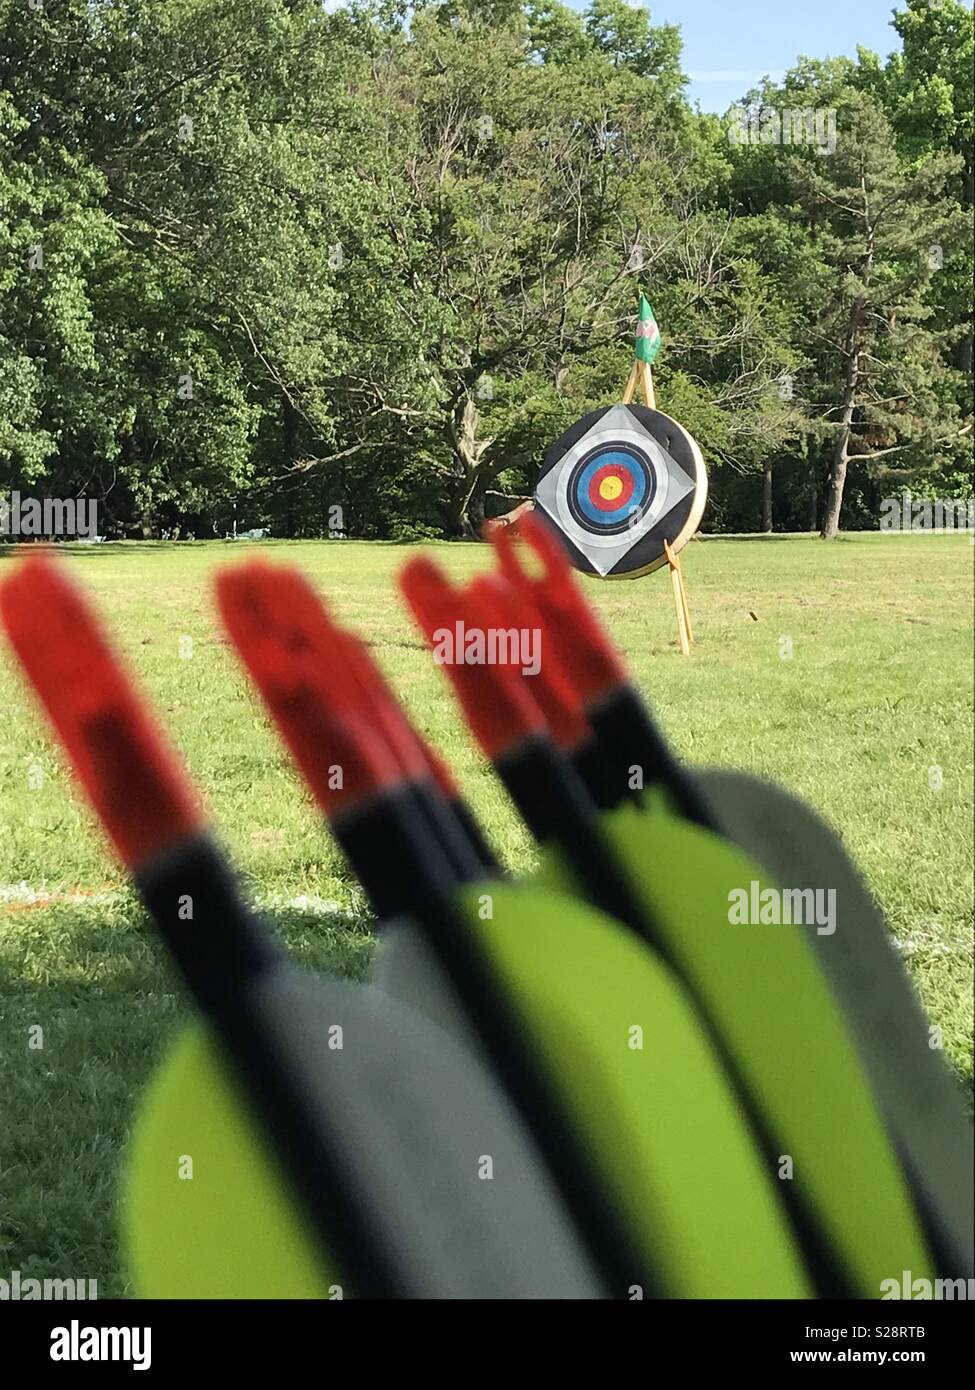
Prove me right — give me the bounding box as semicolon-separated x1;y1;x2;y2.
565;442;656;537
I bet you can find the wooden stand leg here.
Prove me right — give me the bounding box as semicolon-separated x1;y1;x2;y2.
622;361;640;404
623;353;697;656
664;539;692;656
675;553;694;644
671;565;690;656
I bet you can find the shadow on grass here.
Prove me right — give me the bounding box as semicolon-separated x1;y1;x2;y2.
0;541;207;560
698;532;812;543
0;899;377;1002
364;636;428;652
0;898;376;1292
0;537;490;562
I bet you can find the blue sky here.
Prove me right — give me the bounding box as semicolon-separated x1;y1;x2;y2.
615;0;908;112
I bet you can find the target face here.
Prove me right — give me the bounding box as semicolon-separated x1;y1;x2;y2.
568;447;651;534
534;404;707;579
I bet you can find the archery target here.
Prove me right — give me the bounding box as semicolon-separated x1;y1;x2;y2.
534;404;707;579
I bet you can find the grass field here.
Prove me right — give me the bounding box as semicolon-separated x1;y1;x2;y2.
1;531;972;1295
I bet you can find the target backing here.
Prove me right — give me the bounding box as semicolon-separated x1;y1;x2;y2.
534;404;707;579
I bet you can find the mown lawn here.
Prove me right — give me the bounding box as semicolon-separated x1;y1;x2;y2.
0;531;972;1294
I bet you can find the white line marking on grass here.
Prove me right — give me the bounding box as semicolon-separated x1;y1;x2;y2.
0;882;358;925
0;882;122;909
893;933;973;958
259;892;355;921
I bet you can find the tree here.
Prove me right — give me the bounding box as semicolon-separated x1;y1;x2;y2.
884;0;974;383
1;1;971;539
781;92;968;537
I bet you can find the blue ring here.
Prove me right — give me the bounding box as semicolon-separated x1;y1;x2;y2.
574;450;648;526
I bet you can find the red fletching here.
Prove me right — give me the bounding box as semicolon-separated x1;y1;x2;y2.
337;628;453;789
0;556;204;867
467;573;589;751
399;557;545;761
215;562;403;815
492;513;627;703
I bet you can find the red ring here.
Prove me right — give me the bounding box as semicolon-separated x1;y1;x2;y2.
587;464;634;512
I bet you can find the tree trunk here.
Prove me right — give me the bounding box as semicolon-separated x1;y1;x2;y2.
467;481;486;535
282;393;300;470
280;394;300;537
821;331;862;539
821;442;849;539
822;211;872;539
761;461;773;532
138;425;157;538
802;438;819;530
443;490;466;537
446;394;494;536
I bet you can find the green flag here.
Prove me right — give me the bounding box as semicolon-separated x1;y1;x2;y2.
635;294;661;364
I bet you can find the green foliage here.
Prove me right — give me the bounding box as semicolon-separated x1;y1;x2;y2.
721;19;973;533
0;0;971;537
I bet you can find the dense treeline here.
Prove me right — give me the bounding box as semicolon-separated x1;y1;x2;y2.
1;0;972;539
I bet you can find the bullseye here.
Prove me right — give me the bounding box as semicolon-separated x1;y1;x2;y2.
588;465;633;512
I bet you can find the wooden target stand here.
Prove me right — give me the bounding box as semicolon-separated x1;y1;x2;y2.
621;358;696;656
